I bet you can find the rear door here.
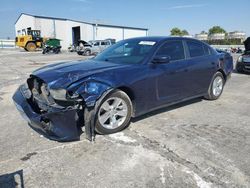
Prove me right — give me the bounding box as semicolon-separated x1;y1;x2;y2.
184;40;216;95
100;41;108;51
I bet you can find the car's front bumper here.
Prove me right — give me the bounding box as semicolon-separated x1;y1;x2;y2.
237;61;250;72
12;86;81;142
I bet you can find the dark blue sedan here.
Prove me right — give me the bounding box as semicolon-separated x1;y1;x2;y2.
12;37;233;141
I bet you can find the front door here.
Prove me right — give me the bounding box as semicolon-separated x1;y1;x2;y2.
153;40;189;104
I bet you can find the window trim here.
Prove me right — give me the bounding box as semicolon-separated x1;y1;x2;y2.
203;44;212;56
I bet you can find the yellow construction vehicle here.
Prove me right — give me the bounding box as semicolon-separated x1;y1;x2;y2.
15;30;46;51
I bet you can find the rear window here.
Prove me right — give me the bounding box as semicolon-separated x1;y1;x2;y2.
203;45;211;55
187;41;204;58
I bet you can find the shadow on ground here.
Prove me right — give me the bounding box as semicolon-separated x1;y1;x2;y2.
232;68;250;75
132;97;203;123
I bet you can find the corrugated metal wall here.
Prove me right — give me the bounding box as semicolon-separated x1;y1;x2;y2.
15;14;148;50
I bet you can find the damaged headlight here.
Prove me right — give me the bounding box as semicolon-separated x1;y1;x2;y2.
49;89;67;100
20;83;32;99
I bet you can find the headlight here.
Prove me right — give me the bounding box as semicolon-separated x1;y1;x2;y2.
49;89;67;100
237;56;243;62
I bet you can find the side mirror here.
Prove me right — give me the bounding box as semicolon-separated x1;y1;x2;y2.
152;55;171;64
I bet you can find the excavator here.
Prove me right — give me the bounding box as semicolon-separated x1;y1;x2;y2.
15;30;46;51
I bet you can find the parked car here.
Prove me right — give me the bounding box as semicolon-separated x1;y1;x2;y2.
12;37;233;141
236;37;250;73
77;39;115;56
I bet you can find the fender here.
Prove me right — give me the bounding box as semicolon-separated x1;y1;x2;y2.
83;89;113;141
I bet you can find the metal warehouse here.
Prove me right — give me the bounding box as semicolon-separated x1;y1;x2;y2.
15;13;148;49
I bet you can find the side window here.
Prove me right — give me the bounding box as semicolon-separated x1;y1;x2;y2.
101;41;106;45
22;29;26;35
94;42;100;46
187;41;205;57
203;45;211;56
156;40;185;61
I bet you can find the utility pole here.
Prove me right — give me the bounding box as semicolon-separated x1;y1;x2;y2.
93;19;108;40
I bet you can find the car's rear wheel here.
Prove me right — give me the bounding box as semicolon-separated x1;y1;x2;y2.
205;72;225;100
95;90;132;134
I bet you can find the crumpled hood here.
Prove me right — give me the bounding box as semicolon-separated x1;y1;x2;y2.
32;59;129;89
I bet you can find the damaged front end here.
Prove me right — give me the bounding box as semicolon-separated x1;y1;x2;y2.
12;76;111;142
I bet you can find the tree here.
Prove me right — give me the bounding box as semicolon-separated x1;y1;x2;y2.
182;30;189;36
208;26;226;35
170;27;189;36
170;27;183;36
200;31;207;34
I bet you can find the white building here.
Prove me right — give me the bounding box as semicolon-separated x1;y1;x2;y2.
209;33;226;40
182;35;193;38
227;31;246;40
195;33;208;41
15;13;148;49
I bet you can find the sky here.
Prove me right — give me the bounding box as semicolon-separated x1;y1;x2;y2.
0;0;249;38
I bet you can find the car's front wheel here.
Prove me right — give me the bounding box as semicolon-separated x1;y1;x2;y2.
205;72;225;100
236;63;244;73
84;49;91;56
95;90;132;134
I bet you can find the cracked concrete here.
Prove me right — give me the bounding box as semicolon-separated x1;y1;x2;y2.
0;49;250;188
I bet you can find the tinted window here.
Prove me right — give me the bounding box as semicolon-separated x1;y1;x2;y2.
187;41;205;57
93;42;100;46
203;45;211;55
156;41;185;61
101;41;108;45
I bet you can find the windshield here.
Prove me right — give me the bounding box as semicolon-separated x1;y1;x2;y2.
94;39;157;64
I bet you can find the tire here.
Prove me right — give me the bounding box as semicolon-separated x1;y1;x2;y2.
77;51;83;55
53;48;60;54
95;90;132;135
236;64;244;73
205;72;225;100
84;50;91;56
25;42;36;52
42;47;49;54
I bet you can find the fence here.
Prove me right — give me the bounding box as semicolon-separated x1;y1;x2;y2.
0;39;16;48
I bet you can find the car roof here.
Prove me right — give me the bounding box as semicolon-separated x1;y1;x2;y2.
127;36;203;43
